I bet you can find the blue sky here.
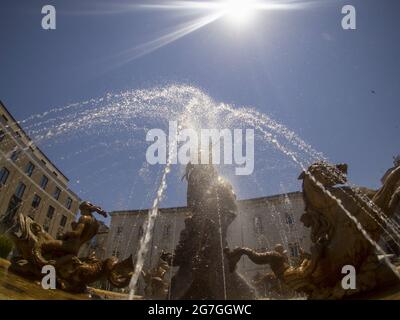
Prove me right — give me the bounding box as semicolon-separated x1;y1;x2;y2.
0;0;399;223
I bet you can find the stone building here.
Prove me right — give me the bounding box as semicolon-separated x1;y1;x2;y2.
0;101;80;238
106;191;310;290
78;221;109;259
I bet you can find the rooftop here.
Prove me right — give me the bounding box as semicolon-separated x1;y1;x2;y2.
0;100;70;183
0;100;80;201
110;191;303;217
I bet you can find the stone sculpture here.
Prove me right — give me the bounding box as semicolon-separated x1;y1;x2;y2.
226;162;400;299
142;252;170;299
167;163;255;299
7;201;134;293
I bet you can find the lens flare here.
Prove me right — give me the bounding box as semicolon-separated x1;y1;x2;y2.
220;0;258;24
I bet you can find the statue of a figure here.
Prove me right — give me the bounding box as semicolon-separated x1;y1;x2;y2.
168;163;255;300
7;201;134;293
225;162;400;299
33;201;108;266
225;244;289;280
142;252;170;299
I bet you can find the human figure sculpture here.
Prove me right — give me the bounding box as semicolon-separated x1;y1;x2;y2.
225;244;289;280
142;252;170;299
167;163;255;299
7;201;134;293
29;201;108;267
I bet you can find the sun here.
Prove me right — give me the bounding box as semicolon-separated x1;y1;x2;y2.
220;0;259;24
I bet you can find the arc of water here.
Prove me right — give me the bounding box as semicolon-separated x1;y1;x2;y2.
241;115;400;280
15;84;400;293
167;209;178;300
352;188;400;236
316;168;400;250
304;170;400;280
128;162;173;299
128;117;182;299
336;186;400;250
215;186;228;300
121;165;164;259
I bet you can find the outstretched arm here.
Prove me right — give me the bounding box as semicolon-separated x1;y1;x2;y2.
225;247;287;277
61;216;90;240
240;248;280;265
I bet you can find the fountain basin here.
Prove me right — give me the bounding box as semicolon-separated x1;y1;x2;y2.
1;258;400;299
0;258;141;300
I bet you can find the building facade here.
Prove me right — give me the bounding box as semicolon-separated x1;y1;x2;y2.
106;191;310;290
78;221;109;259
0;101;80;238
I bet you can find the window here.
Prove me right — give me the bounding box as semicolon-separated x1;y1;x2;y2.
44;206;55;233
60;215;67;227
66;197;73;210
0;130;5;142
10;149;20;162
15;182;26;199
254;216;263;234
5;195;22;221
285;213;294;225
116;226;123;235
163;224;171;239
47;206;55;219
0;167;10;185
25;162;35;177
112;249;120;258
53;187;61;200
288;242;300;258
40;175;48;190
31;194;41;209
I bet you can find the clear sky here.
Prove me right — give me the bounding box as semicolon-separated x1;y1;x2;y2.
0;0;399;223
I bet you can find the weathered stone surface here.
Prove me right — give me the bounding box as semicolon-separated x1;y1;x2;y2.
0;258;140;300
7;202;134;293
169;163;255;300
226;162;400;299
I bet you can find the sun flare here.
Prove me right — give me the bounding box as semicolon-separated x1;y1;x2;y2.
220;0;260;24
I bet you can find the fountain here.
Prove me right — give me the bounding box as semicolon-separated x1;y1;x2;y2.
1;85;400;300
225;161;400;299
166;162;255;299
5;201;134;293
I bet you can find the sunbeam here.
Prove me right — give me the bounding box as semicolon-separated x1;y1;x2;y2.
94;0;321;69
109;12;224;68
